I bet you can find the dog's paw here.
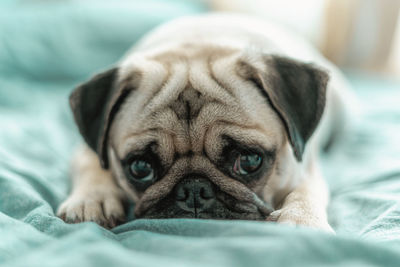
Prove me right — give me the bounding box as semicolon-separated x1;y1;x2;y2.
57;189;126;229
267;206;334;233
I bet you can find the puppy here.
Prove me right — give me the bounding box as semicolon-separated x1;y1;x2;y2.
58;14;350;231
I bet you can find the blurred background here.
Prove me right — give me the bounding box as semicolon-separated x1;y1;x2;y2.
1;0;399;81
212;0;400;78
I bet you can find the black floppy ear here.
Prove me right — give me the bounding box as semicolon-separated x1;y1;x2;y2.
69;67;131;168
238;55;329;161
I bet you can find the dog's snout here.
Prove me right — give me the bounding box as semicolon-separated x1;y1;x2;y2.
175;178;215;216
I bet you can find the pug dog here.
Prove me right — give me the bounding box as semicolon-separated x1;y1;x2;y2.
57;14;350;231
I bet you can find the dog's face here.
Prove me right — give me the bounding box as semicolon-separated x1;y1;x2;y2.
69;45;328;220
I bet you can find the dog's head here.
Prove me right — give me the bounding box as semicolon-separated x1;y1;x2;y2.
69;45;328;220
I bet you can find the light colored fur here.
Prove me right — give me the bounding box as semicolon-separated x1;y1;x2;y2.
57;146;126;228
58;14;351;232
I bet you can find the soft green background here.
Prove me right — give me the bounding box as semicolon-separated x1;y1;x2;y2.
1;1;400;266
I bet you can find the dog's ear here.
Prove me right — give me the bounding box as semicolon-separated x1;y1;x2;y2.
238;55;329;161
69;67;132;168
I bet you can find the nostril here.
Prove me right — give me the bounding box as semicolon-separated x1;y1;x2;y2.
199;187;214;200
176;187;189;201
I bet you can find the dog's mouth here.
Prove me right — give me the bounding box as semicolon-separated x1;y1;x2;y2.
135;178;273;220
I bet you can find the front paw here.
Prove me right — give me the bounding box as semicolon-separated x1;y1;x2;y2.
57;189;126;229
267;207;334;233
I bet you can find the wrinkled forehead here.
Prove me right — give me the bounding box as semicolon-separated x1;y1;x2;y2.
109;48;284;164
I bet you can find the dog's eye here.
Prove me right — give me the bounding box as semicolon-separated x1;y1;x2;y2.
233;153;262;175
129;160;154;182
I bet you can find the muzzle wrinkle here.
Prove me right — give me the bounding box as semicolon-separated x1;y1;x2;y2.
134;155;274;219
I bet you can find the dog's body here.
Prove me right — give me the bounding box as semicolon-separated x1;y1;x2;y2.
58;14;350;231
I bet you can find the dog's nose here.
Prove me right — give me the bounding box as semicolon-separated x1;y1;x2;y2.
175;178;215;216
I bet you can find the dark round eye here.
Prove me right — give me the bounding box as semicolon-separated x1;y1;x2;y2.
233;153;263;175
129;160;154;182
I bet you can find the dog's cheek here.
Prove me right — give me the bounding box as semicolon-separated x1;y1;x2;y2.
262;143;305;207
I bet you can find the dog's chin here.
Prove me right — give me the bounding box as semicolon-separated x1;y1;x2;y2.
135;190;268;220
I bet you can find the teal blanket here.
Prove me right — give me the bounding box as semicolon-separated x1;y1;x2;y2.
1;1;400;266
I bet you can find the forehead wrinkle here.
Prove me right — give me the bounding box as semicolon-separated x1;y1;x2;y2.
207;55;235;99
113;60;167;115
120;55;165;88
146;43;238;62
123;59;167;106
117;106;185;146
137;59;171;108
117;106;181;142
117;128;175;166
122;103;190;156
151;106;190;154
189;102;251;152
116;130;159;158
140;60;188;123
148;107;185;134
207;54;246;105
203;122;281;162
189;58;237;106
214;122;279;148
